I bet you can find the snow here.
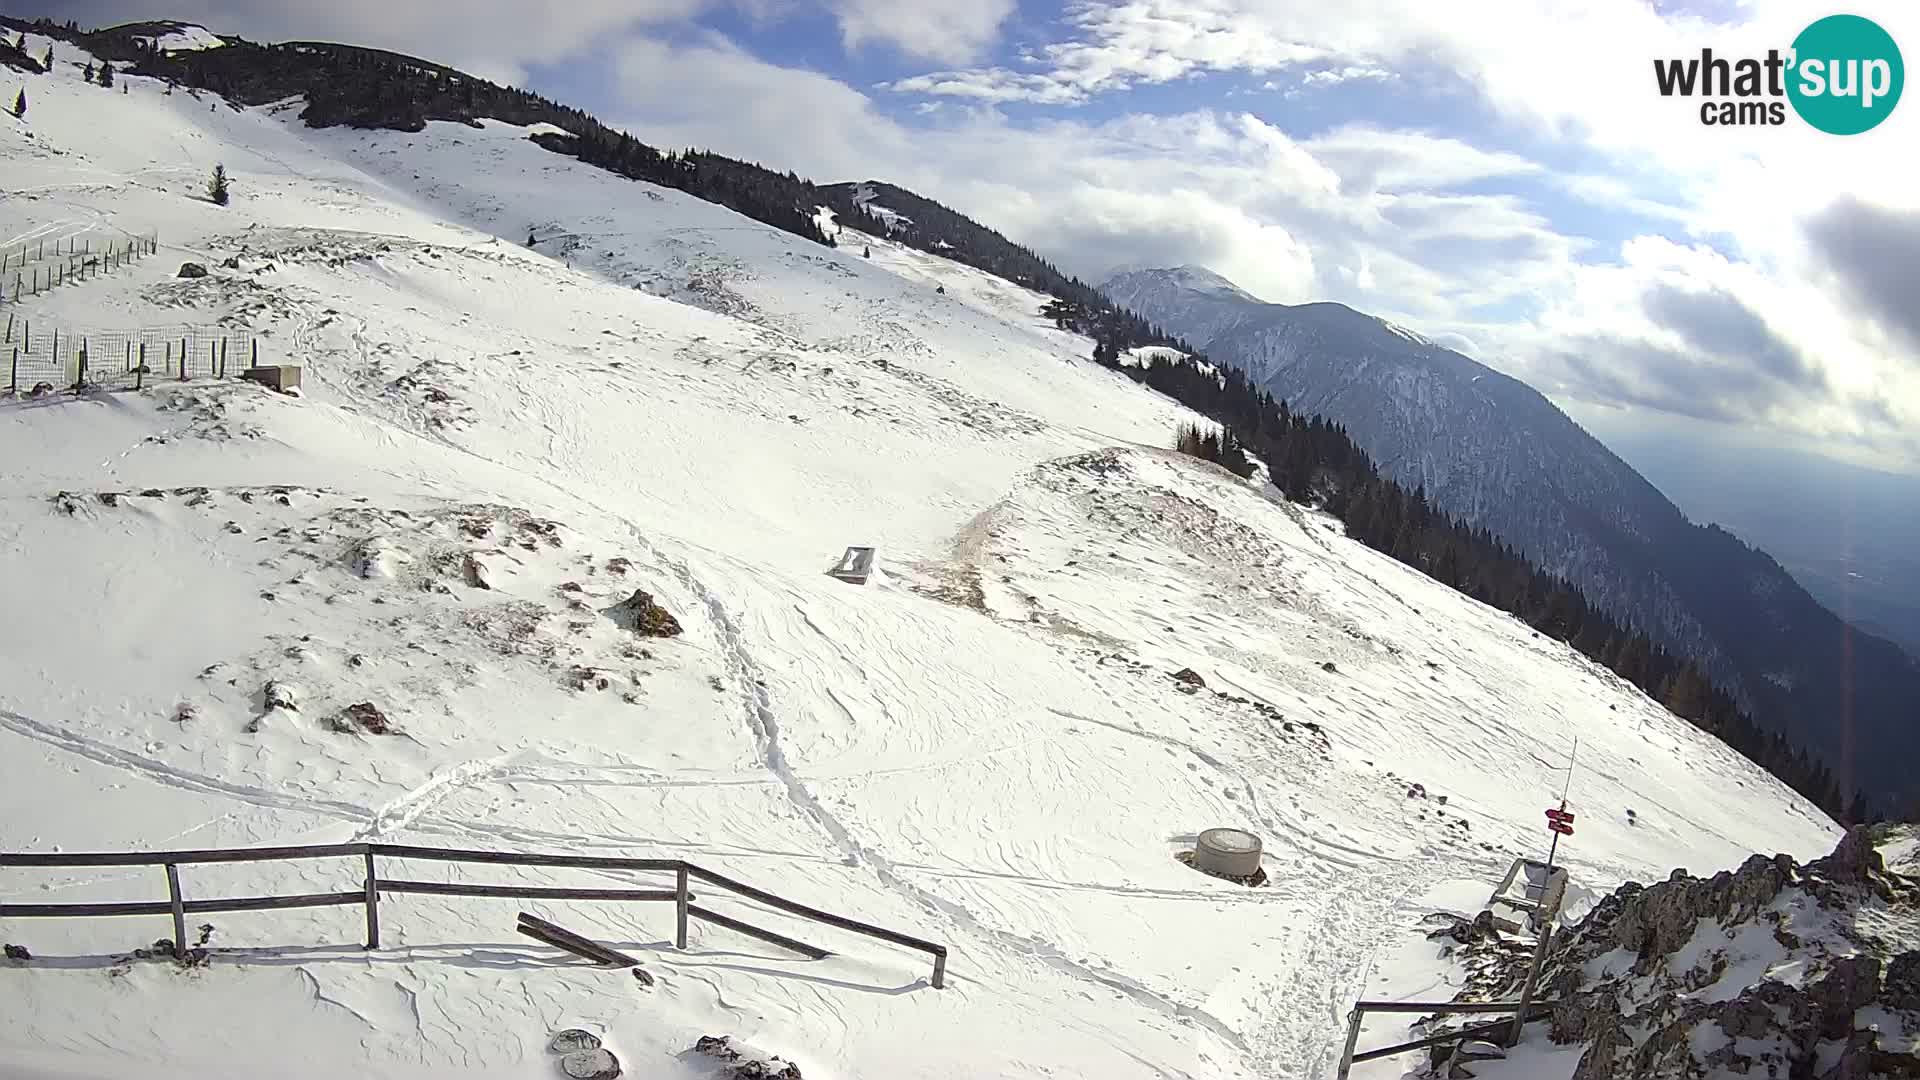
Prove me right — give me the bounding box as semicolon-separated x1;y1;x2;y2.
0;41;1842;1080
136;24;227;53
849;182;912;232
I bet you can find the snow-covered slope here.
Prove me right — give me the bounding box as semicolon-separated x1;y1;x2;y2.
1100;266;1920;809
0;35;1840;1080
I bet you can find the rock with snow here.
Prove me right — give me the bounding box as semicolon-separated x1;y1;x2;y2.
606;589;681;638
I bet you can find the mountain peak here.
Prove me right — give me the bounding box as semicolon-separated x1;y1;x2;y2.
1106;264;1260;303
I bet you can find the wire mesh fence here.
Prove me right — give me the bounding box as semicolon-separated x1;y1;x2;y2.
0;230;161;304
3;317;262;395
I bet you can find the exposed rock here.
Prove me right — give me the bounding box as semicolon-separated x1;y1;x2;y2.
1495;827;1919;1079
691;1036;802;1080
27;381;56;398
1170;667;1205;687
631;966;654;987
262;680;299;712
338;702;393;735
1886;951;1920;1011
1809;824;1882;885
1321;661;1339;673
3;944;29;961
177;262;208;278
606;589;682;638
547;1030;601;1054
558;1048;620;1079
462;552;492;590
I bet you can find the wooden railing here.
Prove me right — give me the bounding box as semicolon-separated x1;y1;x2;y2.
1332;999;1557;1078
0;842;947;988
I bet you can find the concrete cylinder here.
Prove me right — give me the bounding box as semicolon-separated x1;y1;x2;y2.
1195;827;1262;878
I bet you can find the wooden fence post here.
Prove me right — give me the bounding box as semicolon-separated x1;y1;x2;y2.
180;337;187;380
251;339;258;367
1334;1007;1365;1079
136;343;145;390
164;863;188;956
219;339;227;377
675;865;690;949
363;849;380;950
9;347;17;395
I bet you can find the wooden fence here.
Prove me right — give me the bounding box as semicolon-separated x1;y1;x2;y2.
0;841;948;988
1333;998;1559;1077
3;317;260;395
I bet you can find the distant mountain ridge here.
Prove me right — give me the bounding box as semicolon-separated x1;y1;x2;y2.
1102;265;1920;806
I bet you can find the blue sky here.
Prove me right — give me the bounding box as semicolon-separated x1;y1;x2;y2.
40;0;1920;477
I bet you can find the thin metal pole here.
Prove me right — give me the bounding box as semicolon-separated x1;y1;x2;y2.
1334;1007;1365;1079
675;865;689;949
363;849;380;949
165;863;188;956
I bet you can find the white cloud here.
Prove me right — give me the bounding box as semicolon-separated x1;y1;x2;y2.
827;0;1017;64
49;0;711;84
1300;65;1392;87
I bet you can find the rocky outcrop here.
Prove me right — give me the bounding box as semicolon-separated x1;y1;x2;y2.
1498;828;1920;1079
605;589;682;638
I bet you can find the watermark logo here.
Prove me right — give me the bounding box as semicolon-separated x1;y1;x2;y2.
1653;13;1903;133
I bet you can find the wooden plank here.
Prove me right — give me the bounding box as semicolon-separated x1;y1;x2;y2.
370;844;681;873
1349;1000;1551;1015
688;865;944;958
379;879;679;903
687;904;829;960
165;864;187;952
0;892;364;918
363;850;380;950
0;843;369;867
514;912;638;967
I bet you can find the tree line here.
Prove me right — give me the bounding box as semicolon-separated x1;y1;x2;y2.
1140;349;1873;823
8;20;837;249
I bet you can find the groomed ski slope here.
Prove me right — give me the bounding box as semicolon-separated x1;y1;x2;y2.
0;36;1839;1080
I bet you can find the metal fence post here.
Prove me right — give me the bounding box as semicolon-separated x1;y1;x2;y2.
675;865;690;949
363;849;380;949
164;863;188;956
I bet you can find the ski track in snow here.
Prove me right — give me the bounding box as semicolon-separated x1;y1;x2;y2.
0;707;374;827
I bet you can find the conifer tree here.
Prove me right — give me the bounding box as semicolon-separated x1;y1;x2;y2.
98;62;114;89
208;164;230;205
12;89;24;118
